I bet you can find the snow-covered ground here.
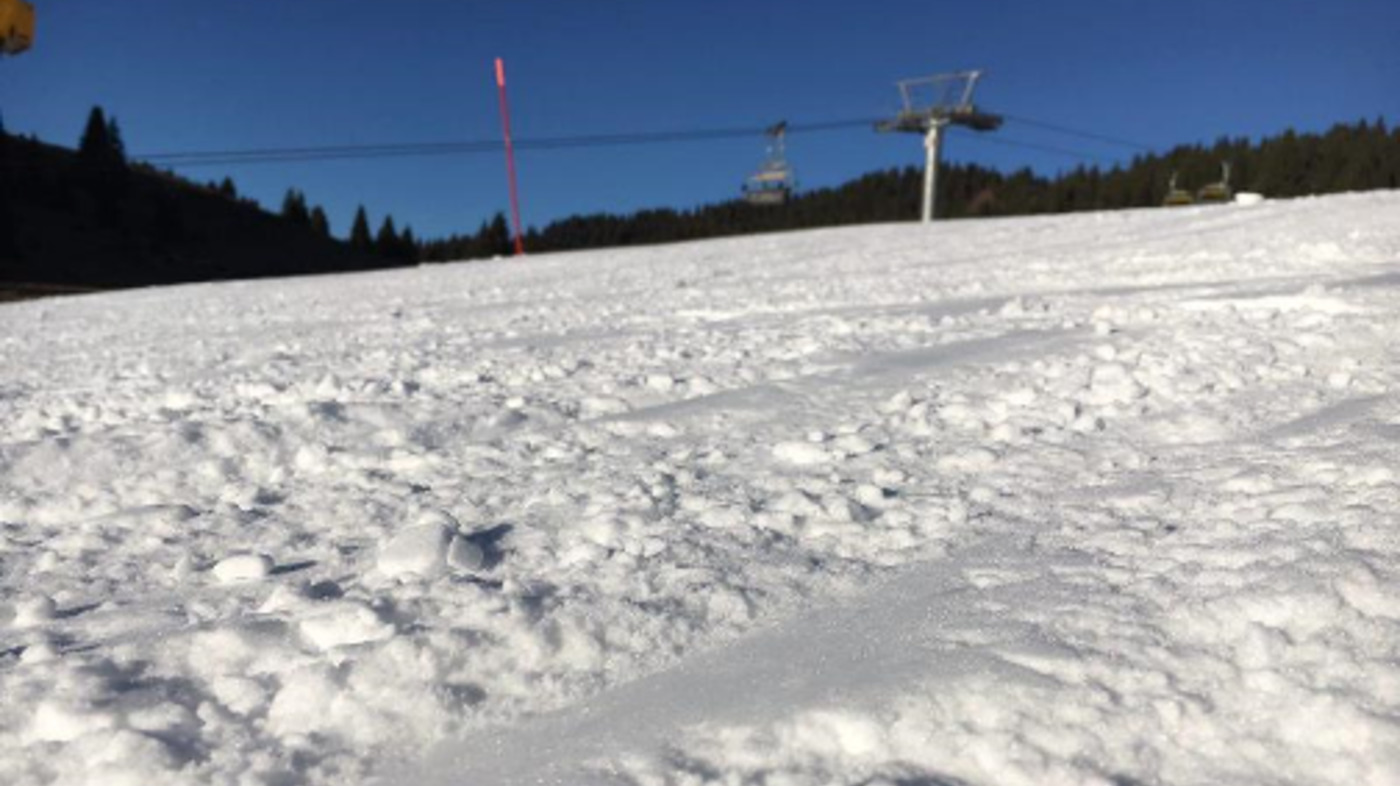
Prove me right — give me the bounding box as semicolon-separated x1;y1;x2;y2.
3;192;1400;785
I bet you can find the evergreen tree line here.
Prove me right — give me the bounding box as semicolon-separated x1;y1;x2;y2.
419;117;1400;261
8;106;1395;290
0;106;391;289
79;105;417;268
277;189;418;265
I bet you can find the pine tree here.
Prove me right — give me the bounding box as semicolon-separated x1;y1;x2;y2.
350;206;373;250
218;177;238;199
375;215;399;258
479;213;512;257
78;107;114;164
310;206;330;237
399;225;418;263
77;105;130;208
281;189;311;227
1258;129;1304;197
105;117;127;163
1384;120;1400;189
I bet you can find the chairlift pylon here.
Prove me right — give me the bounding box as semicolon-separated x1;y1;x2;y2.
742;121;795;206
875;70;1002;223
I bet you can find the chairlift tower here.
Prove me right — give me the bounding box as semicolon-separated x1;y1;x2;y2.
876;70;1002;223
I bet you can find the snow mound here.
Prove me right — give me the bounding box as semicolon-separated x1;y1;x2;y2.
211;553;274;584
298;601;396;650
377;509;485;578
8;595;57;628
772;440;830;466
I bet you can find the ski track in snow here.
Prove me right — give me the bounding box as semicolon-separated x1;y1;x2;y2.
1;193;1399;785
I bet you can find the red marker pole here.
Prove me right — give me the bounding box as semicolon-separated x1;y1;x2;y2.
494;57;526;257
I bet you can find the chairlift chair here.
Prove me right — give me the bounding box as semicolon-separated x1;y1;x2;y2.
1162;172;1195;207
1196;162;1233;203
743;121;795;206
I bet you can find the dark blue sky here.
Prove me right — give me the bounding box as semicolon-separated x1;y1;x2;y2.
3;1;1396;239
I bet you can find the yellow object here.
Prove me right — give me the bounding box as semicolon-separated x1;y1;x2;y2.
0;0;35;56
1161;172;1194;207
1162;191;1195;207
1196;183;1232;203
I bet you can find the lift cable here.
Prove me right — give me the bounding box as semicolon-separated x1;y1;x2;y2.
135;118;884;168
0;113;1142;171
946;128;1121;163
999;113;1155;152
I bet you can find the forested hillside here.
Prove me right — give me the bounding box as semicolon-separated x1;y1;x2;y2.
423;117;1400;259
0;109;401;296
3;110;1396;294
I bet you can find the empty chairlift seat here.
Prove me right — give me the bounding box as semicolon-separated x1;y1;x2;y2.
743;122;795;206
1196;162;1234;203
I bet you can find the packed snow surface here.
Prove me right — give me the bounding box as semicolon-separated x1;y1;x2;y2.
3;193;1400;785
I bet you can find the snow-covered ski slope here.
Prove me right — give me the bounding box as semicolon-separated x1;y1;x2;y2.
3;192;1400;786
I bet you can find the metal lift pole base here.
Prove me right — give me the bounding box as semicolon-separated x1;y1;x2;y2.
921;122;944;224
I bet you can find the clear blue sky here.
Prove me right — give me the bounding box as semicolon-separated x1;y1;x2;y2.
2;0;1396;239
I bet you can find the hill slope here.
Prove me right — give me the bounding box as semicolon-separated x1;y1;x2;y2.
1;194;1399;785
